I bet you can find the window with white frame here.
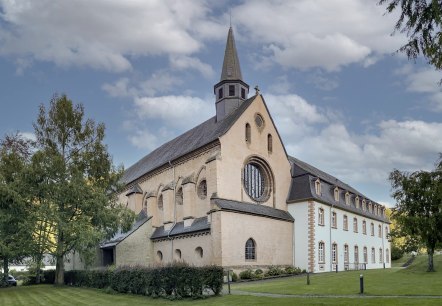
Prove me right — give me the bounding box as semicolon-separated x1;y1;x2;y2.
332;212;337;228
318;208;325;226
368;202;372;213
343;215;348;231
386;249;390;263
332;243;338;263
353;217;358;233
379;248;383;263
362;199;366;211
378;224;382;238
354;245;359;264
318;242;325;263
344;244;349;263
355;196;360;208
362;220;367;235
334;187;339;201
363;247;368;263
371;223;374;236
385;226;389;239
371;248;376;263
345;192;350;205
315;179;321;195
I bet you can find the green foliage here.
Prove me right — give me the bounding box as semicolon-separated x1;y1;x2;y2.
61;263;223;299
254;268;263;275
231;272;238;282
389;155;442;271
379;0;442;82
239;269;254;279
284;266;302;275
265;266;285;277
391;245;404;261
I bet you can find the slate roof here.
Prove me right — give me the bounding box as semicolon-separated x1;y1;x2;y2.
122;95;257;185
287;156;389;223
220;27;243;81
212;198;294;222
100;210;151;248
151;216;210;240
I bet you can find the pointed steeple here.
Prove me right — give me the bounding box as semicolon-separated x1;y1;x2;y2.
214;27;249;122
220;27;243;81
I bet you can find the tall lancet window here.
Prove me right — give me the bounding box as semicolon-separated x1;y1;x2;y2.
267;134;273;153
245;123;251;143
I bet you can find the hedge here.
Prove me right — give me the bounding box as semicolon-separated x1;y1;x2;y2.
60;263;223;299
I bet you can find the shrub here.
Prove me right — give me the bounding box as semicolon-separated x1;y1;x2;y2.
284;266;302;275
231;272;238;282
239;269;254;279
265;266;285;277
254;269;263;275
391;245;404;261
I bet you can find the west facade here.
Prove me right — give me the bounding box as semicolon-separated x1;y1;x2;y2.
67;28;390;273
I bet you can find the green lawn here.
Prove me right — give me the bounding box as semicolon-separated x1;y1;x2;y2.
232;254;442;296
0;255;440;306
391;253;413;267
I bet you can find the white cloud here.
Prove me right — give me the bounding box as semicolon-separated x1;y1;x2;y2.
0;0;214;72
169;55;214;78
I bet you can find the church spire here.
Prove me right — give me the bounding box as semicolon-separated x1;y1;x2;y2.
220;27;243;81
214;27;249;122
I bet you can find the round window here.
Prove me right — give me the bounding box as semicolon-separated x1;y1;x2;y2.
255;114;264;129
197;180;207;199
243;159;271;202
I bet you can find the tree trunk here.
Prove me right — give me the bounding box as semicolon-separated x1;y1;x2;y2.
55;254;64;285
427;248;435;272
2;257;8;283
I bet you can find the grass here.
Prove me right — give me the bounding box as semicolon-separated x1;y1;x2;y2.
232;254;442;296
391;253;413;267
0;255;440;306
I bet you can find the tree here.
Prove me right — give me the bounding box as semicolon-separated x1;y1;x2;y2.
389;155;442;272
379;0;442;82
33;94;133;285
0;133;34;283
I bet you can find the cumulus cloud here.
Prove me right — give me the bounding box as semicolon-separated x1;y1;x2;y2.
0;0;215;72
233;0;404;71
169;55;214;78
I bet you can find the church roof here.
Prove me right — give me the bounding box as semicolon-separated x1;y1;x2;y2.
287;156;389;223
212;198;294;222
100;209;151;248
150;216;210;240
122;95;257;185
220;27;243;81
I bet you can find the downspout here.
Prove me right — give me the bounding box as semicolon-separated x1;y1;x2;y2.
382;220;385;268
167;161;177;261
330;203;335;272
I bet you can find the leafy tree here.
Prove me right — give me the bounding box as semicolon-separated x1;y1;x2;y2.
33;94;133;285
0;133;34;282
379;0;442;82
389;155;442;272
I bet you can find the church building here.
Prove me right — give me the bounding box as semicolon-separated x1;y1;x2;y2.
69;28;391;273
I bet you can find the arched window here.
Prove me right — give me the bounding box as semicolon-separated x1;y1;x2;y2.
354;246;359;264
378;225;382;237
245;123;251;143
379;248;383;263
332;243;338;263
362;199;366;211
355;196;360;208
195;247;203;258
332;212;337;228
157;251;163;262
385;226;389;239
371;223;375;236
176;187;183;205
386;248;390;263
175;249;182;260
371;248;376;263
267;134;272;153
197;180;207;199
318;208;325;225
345;192;350;205
318;242;325;263
362;220;367;235
315;179;321;195
344;244;349;263
245;238;256;260
353;217;358;233
343;215;348;231
363;247;368;263
334;187;339;201
157;194;163;211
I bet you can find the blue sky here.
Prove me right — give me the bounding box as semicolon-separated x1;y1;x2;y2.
1;0;441;207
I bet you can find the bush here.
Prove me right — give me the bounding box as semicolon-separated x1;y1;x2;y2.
63;263;223;299
231;272;238;282
254;269;263;275
284;266;302;275
239;269;254;279
265;266;285;277
391;245;404;261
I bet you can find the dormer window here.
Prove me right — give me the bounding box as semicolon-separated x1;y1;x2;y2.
345;192;350;205
355;196;360;208
368;202;372;213
334;187;339;202
315;179;321;195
